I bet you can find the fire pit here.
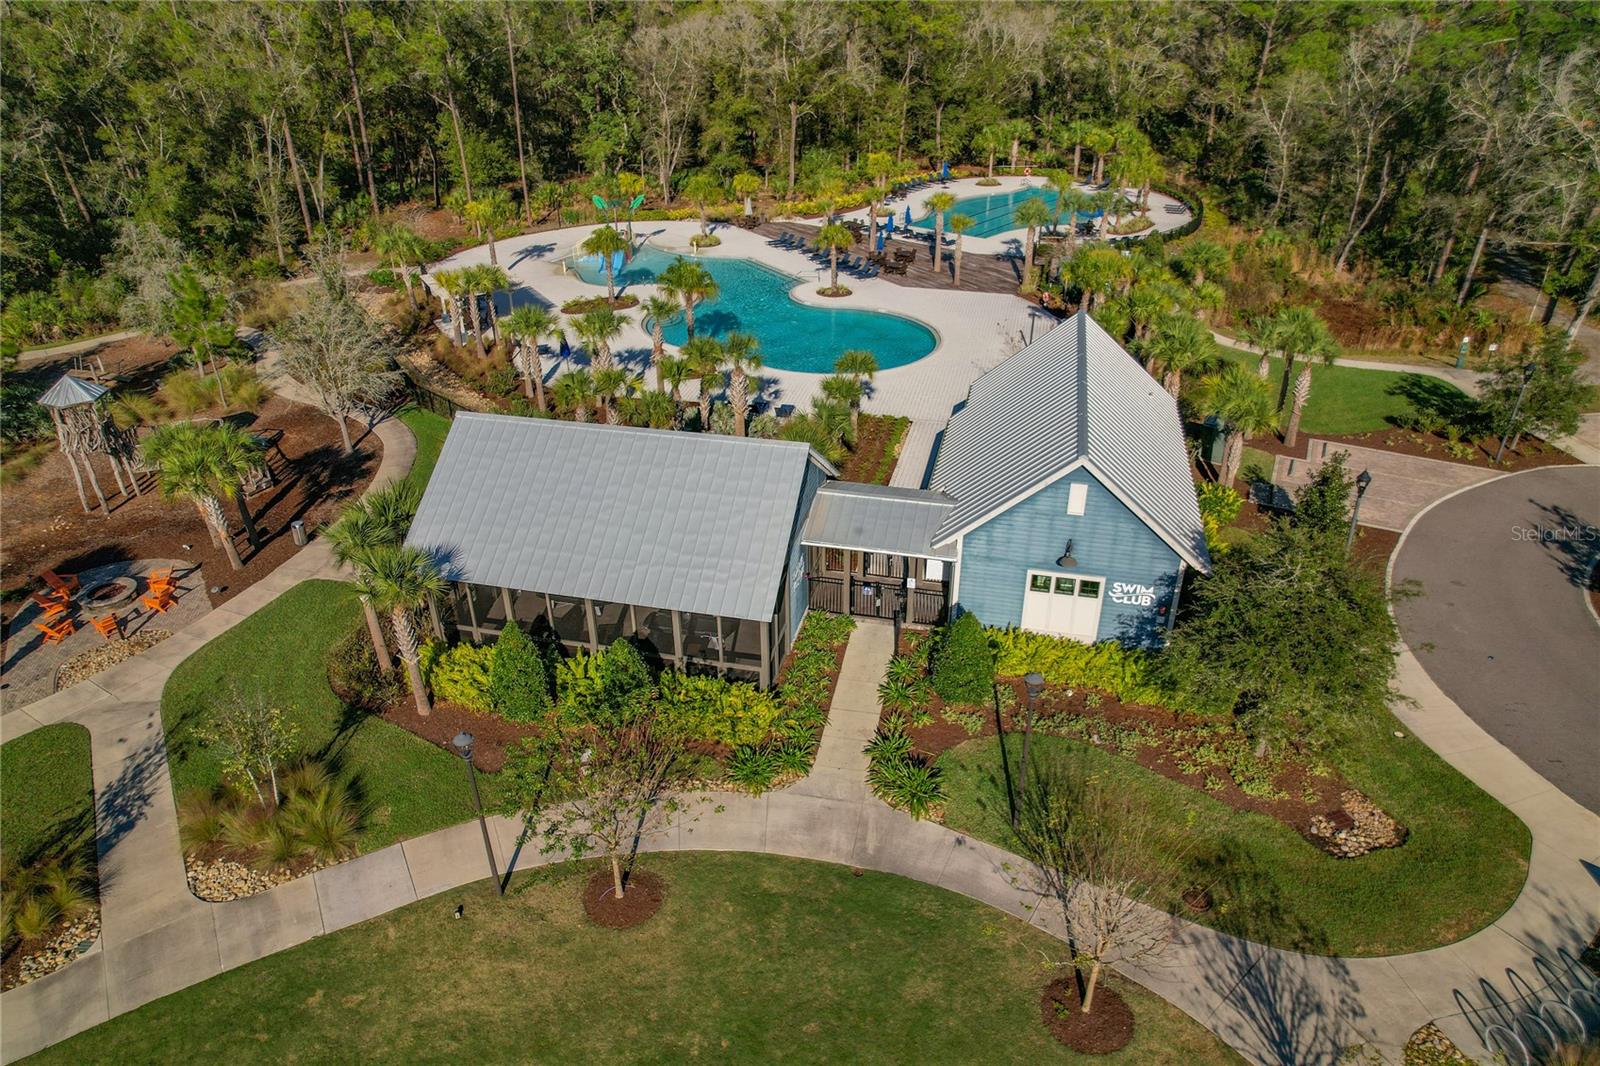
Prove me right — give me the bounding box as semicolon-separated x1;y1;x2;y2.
83;577;137;610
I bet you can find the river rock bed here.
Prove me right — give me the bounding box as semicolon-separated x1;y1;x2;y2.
1310;790;1407;858
55;630;172;691
4;911;100;991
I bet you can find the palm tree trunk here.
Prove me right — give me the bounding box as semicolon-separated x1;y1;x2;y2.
360;594;394;672
466;295;486;358
731;368;747;436
604;262;616;300
830;247;839;290
1162;369;1181;399
683;298;696;339
954;241;964;287
394;608;430;715
697;378;713;430
652;327;665;391
532;348;547;411
1221;432;1244;487
204;495;243;570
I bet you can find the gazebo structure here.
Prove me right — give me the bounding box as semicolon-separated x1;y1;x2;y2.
36;373;142;516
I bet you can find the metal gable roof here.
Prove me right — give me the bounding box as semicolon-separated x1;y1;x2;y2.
36;374;109;408
405;414;830;622
801;482;959;560
928;310;1210;573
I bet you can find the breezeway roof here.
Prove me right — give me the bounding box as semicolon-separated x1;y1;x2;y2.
801;482;958;560
928;310;1210;573
406;414;834;622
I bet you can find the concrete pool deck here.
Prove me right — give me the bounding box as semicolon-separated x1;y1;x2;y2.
427;220;1047;423
838;174;1195;256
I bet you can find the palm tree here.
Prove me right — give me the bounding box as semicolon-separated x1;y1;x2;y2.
732;172;761;219
1064;247;1128;312
325;479;422;672
946;213;975;287
820;374;862;434
657;257;718;339
926;191;956;275
592;366;631;424
834;349;878;395
974;125;1008;179
452;267;488;357
580;225;630;301
864;151;895;250
617;171;646;244
552;368;597;422
658;355;693;426
572;306;627;372
473;264;510;349
1063;119;1093;181
813;222;855;292
1202;364;1278;487
503;304;563;409
681;335;723;430
358;545;445;717
641;294;680;391
1138;313;1218;399
142;422;265;571
1084;125;1115;184
1267;305;1337;412
1177;240;1228;288
432;268;470;348
680;171;724;238
463;188;516;266
1014;198;1054;291
721;332;762;437
1112;141;1162;212
374;223;426;308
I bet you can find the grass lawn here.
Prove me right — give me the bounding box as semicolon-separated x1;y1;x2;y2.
24;853;1243;1065
938;712;1530;957
161;578;499;853
1218;350;1471;436
397;405;450;491
0;724;95;870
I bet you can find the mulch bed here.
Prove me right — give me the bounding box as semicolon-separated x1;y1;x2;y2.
1039;976;1133;1053
375;699;541;773
2;375;380;628
1251;428;1577;473
893;638;1403;855
835;414;908;486
582;867;665;928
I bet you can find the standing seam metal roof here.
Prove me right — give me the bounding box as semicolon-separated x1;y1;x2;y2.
36;374;109;408
928;310;1211;572
404;414;831;622
800;482;958;560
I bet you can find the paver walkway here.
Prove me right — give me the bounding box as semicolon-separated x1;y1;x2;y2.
1272;439;1499;532
889;419;944;489
3;436;1596;1062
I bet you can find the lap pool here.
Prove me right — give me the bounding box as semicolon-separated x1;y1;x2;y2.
910;186;1092;240
569;246;937;373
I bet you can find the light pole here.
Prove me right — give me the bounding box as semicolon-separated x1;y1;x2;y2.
1455;335;1471;370
1493;363;1538;464
1012;672;1047;828
451;732;503;896
1346;469;1373;552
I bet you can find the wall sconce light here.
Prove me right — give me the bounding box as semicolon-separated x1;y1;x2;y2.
1057;539;1077;568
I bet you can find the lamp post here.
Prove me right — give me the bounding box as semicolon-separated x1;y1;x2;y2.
1455;335;1471;370
1493;363;1538;464
451;732;503;896
1347;469;1372;552
1012;672;1047;828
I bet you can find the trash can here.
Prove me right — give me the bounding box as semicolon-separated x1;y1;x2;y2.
290;520;308;547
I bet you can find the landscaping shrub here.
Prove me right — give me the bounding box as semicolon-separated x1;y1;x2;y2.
989;627;1177;708
326;622;407;710
864;717;943;819
157;368;216;415
554;641;652;727
420;641;495;714
177;761;363;874
658;672;782;746
931;612;995;705
488;625;550;723
1197;482;1245;557
725;744;781;793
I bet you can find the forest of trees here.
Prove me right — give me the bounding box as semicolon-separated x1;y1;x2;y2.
2;0;1597;338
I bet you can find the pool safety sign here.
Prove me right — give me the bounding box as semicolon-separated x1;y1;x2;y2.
1108;581;1157;607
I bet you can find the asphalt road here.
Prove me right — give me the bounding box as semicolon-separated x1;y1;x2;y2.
1392;465;1600;813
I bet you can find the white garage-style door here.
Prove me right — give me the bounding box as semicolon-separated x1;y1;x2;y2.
1019;570;1104;642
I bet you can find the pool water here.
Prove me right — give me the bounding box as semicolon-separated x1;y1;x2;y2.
569;247;937;373
911;186;1095;240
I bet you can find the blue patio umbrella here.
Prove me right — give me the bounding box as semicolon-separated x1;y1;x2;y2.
875;229;885;252
885;214;894;234
904;206;913;226
941;160;950;180
611;250;625;275
559;336;571;360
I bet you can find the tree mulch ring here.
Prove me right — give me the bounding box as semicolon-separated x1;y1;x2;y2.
581;867;666;929
1039;976;1134;1054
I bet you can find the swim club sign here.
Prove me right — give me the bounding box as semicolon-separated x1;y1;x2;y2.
1108;581;1157;607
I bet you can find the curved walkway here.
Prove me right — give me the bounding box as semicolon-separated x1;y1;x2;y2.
4;450;1597;1065
1392;467;1600;811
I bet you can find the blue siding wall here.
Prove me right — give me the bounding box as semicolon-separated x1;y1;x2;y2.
785;461;829;640
955;467;1182;647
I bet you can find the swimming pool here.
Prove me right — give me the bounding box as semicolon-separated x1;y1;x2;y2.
910;186;1092;240
569;246;938;373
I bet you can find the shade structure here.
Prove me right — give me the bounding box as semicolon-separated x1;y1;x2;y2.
941;161;950;180
37;373;109;408
904;206;912;226
875;230;885;251
884;215;894;234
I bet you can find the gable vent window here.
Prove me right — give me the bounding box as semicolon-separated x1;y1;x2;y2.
1067;482;1088;516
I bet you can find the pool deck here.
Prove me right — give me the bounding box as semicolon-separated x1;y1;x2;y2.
838;174;1195;256
428;220;1044;423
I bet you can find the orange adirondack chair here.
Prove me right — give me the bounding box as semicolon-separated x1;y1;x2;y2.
41;569;79;596
141;590;175;614
34;617;75;644
29;589;69;621
91;614;123;641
